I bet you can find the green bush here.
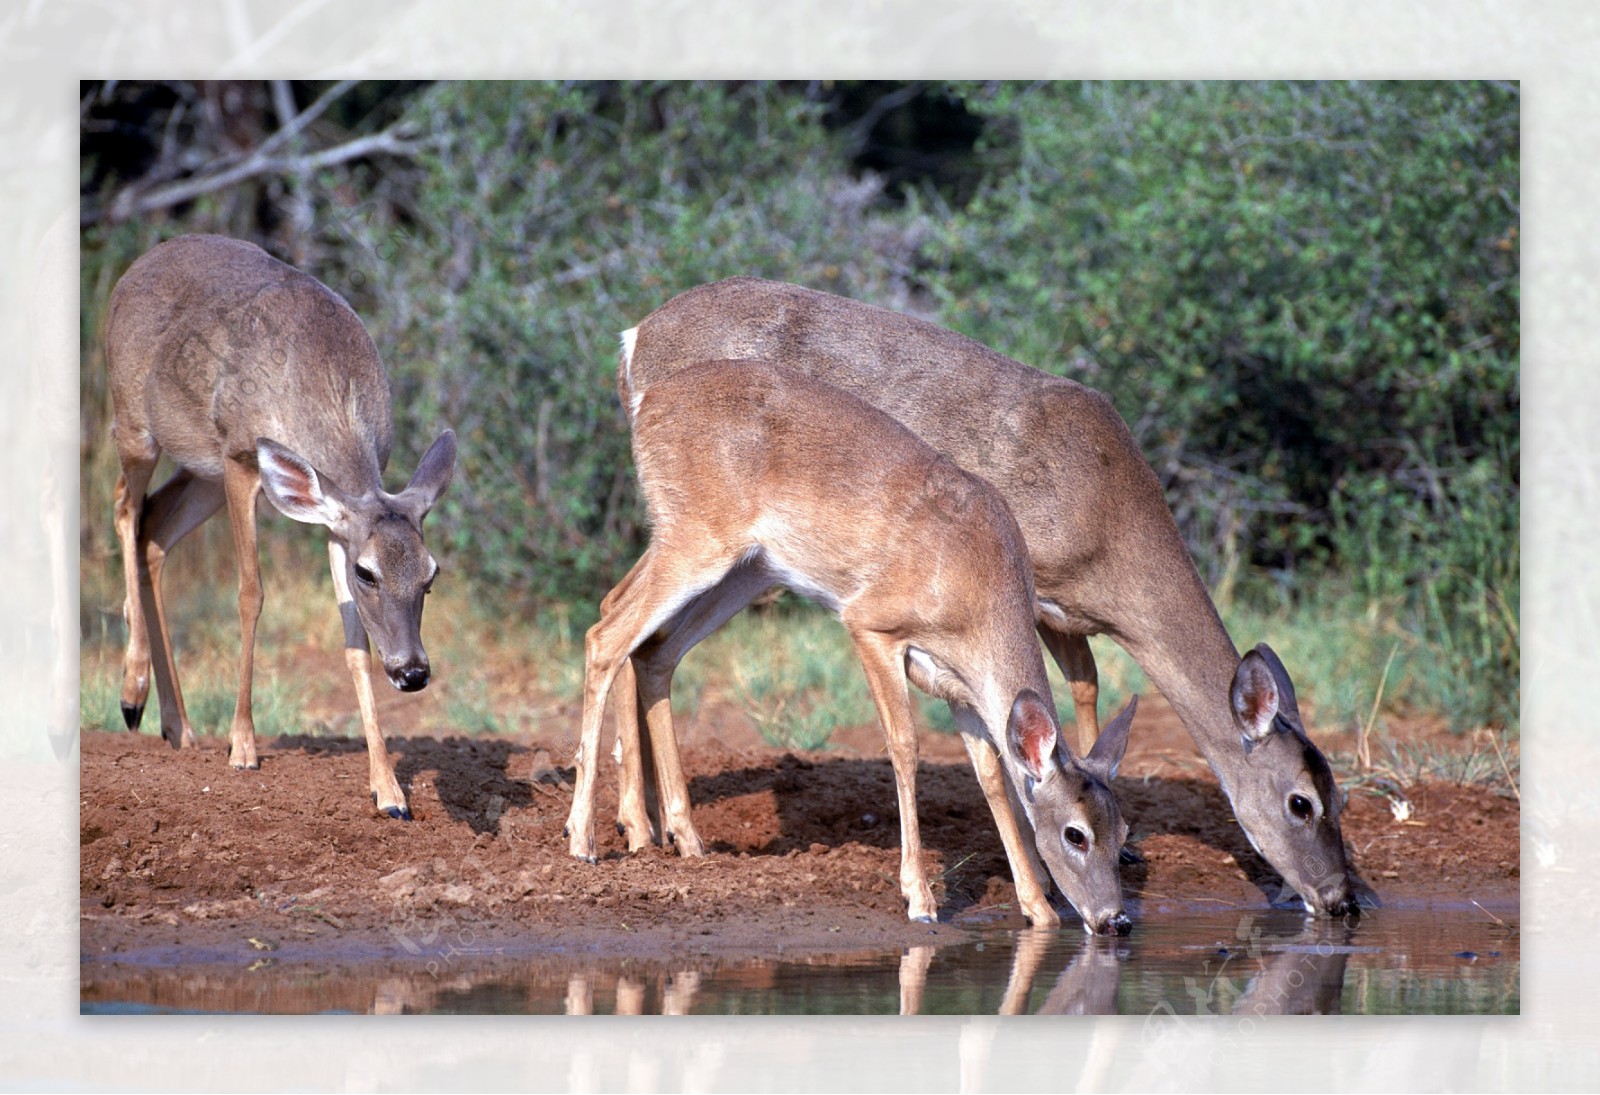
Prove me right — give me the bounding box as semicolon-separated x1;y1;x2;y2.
929;80;1518;727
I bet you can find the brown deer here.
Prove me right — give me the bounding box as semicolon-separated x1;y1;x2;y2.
105;234;455;818
565;360;1135;932
617;277;1355;917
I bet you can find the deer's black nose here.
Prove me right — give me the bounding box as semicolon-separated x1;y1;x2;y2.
1092;912;1133;936
393;663;431;692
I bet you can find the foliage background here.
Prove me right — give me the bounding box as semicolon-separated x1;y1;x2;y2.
79;80;1519;734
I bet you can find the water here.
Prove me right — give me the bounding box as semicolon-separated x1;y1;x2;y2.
80;906;1517;1015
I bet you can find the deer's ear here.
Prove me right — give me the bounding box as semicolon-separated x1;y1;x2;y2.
1230;650;1282;754
257;438;353;530
1081;695;1136;783
1251;643;1305;731
1007;690;1060;783
391;429;456;522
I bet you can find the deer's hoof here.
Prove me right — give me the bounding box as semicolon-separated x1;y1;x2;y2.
229;757;260;771
1119;844;1145;865
369;793;412;821
615;821;627;836
910;914;937;925
121;701;144;731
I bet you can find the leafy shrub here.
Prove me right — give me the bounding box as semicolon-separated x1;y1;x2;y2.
929;80;1518;726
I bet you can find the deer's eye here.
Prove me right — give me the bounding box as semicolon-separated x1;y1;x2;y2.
1064;826;1087;849
353;564;378;588
1288;793;1314;821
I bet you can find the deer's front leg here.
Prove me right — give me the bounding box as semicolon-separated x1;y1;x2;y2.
131;468;224;749
634;650;705;857
849;628;937;924
330;540;408;819
222;461;265;769
960;728;1059;928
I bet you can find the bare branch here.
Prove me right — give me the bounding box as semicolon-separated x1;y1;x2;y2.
293;127;431;173
85;123;433;227
269;80;298;130
254;79;358;160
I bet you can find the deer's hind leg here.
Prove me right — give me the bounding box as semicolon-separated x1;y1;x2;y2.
121;461;225;752
567;545;744;862
625;560;775;857
604;557;659;850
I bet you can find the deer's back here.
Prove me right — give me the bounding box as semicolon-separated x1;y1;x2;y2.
632;360;1039;653
106;234;392;488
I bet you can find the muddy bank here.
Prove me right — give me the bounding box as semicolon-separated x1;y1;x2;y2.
80;691;1519;973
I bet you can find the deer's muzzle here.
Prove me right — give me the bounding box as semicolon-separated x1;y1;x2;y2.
388;661;431;692
1085;910;1133;936
1312;881;1359;919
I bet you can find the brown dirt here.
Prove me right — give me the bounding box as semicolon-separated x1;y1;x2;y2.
80;691;1519;968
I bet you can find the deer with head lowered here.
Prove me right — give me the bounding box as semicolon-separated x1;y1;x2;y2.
106;234;456;818
566;359;1136;932
617;277;1356;917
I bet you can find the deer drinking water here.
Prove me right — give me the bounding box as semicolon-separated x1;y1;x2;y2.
619;277;1355;917
106;234;456;818
565;360;1135;932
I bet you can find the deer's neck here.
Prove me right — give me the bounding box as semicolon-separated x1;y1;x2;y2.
1114;591;1244;796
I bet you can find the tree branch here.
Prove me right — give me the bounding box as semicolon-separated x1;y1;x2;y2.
85;122;432;226
253;79;358;161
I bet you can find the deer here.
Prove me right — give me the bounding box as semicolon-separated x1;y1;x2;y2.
564;359;1136;933
615;277;1356;918
105;234;456;819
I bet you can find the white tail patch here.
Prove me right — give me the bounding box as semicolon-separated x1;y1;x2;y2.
619;326;642;421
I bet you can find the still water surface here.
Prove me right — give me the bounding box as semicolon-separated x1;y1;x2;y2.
81;906;1517;1015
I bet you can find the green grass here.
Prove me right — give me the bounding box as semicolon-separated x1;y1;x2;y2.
1217;581;1519;798
441;677;518;736
1355;729;1520;796
658;600;871;752
79;645;310;740
80;529;335;741
79;650;127;734
1219;580;1519;740
81;525;1516;795
182;670;310;739
485;594;1127;753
